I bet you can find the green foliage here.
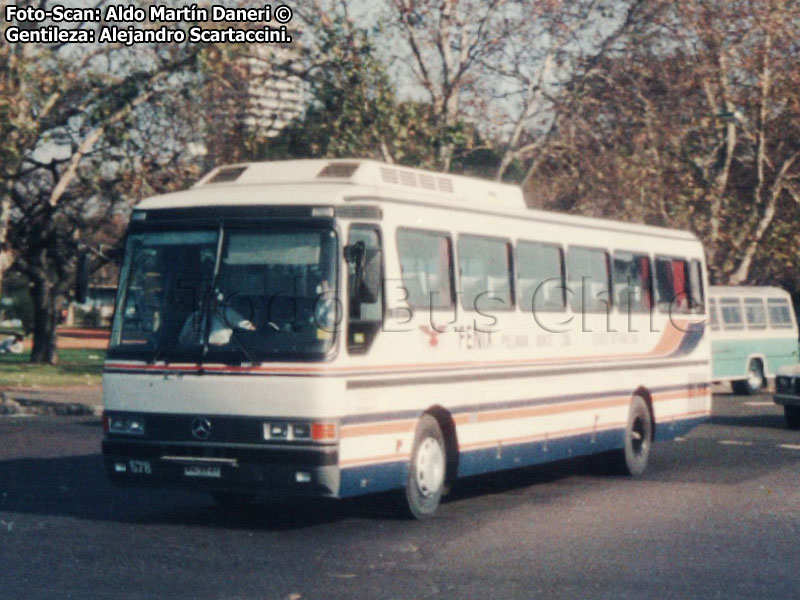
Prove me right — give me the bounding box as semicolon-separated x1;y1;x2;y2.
0;348;104;388
5;288;34;333
1;273;34;332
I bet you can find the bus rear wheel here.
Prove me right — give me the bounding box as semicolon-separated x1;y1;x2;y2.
608;396;653;476
732;360;765;396
400;415;446;519
785;406;800;430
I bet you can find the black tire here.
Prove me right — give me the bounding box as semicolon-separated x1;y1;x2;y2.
731;360;765;395
608;396;653;476
785;406;800;430
401;415;447;519
210;492;256;507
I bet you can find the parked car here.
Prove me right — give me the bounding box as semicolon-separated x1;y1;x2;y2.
774;364;800;429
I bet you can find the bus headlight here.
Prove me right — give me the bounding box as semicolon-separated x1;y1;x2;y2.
263;420;337;442
105;413;146;435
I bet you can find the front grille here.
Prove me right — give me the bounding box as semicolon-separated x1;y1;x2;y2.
104;412;335;446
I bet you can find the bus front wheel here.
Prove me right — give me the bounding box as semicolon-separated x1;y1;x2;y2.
608;396;653;476
732;360;765;396
401;414;446;519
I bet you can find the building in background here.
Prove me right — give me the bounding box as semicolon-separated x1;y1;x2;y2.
203;44;304;167
241;45;304;138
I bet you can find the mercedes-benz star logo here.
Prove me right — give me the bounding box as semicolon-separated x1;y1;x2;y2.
191;417;212;440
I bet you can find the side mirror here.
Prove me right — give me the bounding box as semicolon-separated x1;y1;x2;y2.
360;248;381;303
344;242;382;305
75;252;90;304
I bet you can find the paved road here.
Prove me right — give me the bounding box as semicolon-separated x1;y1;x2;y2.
1;393;798;600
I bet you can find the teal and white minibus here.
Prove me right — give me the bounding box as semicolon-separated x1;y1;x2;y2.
99;159;711;517
708;286;799;394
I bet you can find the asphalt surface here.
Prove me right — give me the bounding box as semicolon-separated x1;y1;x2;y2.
1;393;798;600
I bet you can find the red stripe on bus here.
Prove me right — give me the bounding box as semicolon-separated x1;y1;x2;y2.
103;318;701;375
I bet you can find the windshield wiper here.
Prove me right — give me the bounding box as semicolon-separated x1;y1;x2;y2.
226;326;262;366
150;336;181;364
150;310;206;364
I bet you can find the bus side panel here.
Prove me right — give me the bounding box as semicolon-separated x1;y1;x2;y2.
712;338;798;380
338;417;417;497
339;462;409;498
452;382;711;478
457;426;625;478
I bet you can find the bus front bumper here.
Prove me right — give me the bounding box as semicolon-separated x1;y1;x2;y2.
102;439;340;497
775;370;800;406
774;393;800;407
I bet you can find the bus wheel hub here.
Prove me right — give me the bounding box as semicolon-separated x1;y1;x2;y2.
415;437;444;498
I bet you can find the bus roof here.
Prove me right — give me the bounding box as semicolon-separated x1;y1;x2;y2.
135;159;701;242
709;286;791;298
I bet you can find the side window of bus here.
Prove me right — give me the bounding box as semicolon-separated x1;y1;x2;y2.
396;228;454;310
458;235;514;312
516;242;565;313
688;259;705;313
612;252;652;313
720;298;744;330
744;298;767;329
709;298;719;330
567;247;611;313
767;298;794;328
655;257;690;313
347;225;383;354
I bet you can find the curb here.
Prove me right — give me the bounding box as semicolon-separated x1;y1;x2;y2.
0;392;101;417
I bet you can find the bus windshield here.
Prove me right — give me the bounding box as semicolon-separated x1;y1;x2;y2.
109;226;338;362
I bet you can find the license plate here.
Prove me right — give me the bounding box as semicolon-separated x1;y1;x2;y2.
184;465;221;478
129;460;152;475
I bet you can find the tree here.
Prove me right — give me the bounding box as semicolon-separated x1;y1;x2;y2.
480;0;646;183
264;6;403;162
1;4;208;362
246;1;471;169
388;0;514;171
526;0;800;286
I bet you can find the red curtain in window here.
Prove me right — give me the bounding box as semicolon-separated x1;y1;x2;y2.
672;260;686;309
639;257;652;309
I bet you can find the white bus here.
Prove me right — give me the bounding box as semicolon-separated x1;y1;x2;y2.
708;286;799;394
101;159;711;517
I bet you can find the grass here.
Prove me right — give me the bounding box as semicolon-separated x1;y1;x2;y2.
0;348;105;388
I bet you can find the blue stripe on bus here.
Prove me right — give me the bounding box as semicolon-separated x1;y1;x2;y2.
457;427;626;479
338;415;709;497
670;322;705;358
339;461;409;498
